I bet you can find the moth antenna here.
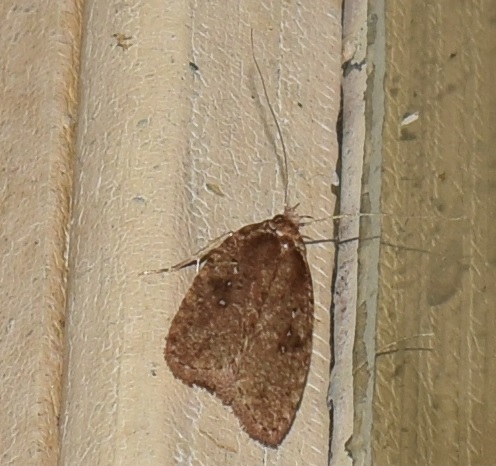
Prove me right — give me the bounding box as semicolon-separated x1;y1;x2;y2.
250;28;289;209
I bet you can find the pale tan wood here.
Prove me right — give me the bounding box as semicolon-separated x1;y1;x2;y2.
60;1;342;465
0;1;82;465
0;0;343;464
352;1;496;465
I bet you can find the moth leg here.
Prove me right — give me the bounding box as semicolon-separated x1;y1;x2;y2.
139;230;234;275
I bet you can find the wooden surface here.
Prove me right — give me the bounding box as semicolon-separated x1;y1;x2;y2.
0;1;81;464
64;1;340;465
353;1;496;465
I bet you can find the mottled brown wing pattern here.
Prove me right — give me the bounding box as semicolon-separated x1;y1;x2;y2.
164;211;314;446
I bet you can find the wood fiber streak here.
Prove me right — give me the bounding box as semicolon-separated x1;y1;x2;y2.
165;209;314;447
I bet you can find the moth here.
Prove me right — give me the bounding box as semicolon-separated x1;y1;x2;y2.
146;32;314;447
165;205;313;447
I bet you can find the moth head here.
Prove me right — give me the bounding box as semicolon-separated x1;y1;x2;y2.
267;209;301;239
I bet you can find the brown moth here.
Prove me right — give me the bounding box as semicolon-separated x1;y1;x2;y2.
158;32;314;447
165;206;313;447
